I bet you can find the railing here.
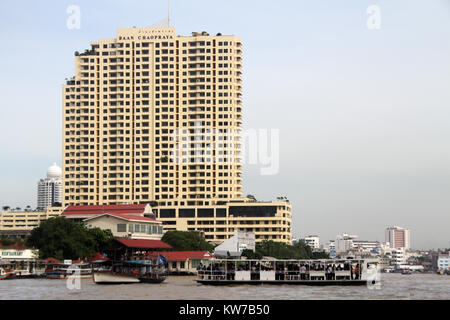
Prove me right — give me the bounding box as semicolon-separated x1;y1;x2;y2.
197;270;357;282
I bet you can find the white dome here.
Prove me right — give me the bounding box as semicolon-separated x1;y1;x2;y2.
47;163;62;179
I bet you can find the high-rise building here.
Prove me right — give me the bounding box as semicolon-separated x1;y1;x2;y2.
37;163;62;210
385;226;411;249
63;27;242;207
62;26;292;244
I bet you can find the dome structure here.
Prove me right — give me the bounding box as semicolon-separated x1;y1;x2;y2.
47;163;62;179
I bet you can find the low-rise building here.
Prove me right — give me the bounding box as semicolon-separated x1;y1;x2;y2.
150;251;213;275
153;199;292;244
0;207;63;238
437;253;450;272
84;213;164;240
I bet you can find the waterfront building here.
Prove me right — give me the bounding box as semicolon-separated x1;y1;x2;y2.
385;226;411;249
84;213;164;240
335;233;358;253
391;248;407;266
148;251;213;275
62;26;292;245
37;163;62;210
0;207;63;238
303;235;320;250
154;199;291;244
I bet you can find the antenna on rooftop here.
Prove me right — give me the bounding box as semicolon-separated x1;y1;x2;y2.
168;0;171;27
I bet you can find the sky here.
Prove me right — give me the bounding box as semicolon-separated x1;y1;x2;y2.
0;0;449;249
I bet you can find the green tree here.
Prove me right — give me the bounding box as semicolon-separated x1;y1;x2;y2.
25;217;112;260
250;240;329;260
161;231;214;252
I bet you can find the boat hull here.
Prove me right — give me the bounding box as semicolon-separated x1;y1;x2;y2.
93;271;140;284
196;279;368;286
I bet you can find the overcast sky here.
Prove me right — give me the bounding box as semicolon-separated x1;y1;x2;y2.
0;0;449;249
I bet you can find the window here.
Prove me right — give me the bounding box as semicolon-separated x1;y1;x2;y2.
117;224;126;233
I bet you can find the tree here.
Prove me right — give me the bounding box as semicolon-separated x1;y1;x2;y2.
26;217;113;260
162;231;214;252
248;240;330;260
2;206;10;211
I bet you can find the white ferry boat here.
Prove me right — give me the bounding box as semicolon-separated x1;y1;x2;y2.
196;259;379;286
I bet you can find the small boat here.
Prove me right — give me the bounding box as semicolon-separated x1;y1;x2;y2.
93;259;167;285
401;269;412;275
197;258;379;286
0;267;15;280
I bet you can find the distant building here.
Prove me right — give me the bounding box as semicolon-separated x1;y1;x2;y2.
391;248;407;266
37;163;62;210
303;235;320;250
0;207;63;238
385;226;410;249
335;233;358;253
437;253;450;271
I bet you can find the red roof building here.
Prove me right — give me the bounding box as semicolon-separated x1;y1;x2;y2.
116;238;172;250
147;251;213;275
62;204;152;220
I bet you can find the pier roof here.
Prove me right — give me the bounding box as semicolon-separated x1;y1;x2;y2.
116;238;172;249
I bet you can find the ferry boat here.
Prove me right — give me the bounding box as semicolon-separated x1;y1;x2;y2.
92;259;167;284
196;259;379;286
44;262;92;279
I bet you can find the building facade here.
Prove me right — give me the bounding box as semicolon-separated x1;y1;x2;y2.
61;26;293;244
0;207;63;237
385;226;411;249
153;200;292;244
83;213;163;240
303;235;320;250
37;163;62;210
63;27;243;207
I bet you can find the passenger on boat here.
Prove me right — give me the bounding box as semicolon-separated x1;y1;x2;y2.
300;265;307;280
354;264;360;280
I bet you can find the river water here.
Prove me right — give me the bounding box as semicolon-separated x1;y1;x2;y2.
1;274;449;300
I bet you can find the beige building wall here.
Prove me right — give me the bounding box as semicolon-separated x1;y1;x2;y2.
62;26;293;245
155;200;292;244
63;27;243;207
84;214;163;240
0;207;64;232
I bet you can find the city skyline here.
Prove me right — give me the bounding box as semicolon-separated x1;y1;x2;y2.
1;0;449;249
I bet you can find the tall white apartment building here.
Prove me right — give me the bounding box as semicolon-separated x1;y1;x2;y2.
37;163;62;210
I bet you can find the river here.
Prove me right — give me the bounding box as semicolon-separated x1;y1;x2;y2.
0;273;449;300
